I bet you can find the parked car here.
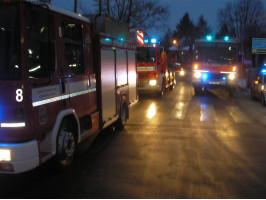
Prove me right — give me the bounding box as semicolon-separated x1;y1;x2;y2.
251;69;266;106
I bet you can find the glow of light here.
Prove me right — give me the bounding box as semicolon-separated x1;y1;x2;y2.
222;76;226;80
104;38;111;42
149;80;157;86
151;38;157;44
194;64;198;70
194;71;201;79
165;71;169;77
147;103;156;119
202;73;208;80
224;36;229;41
144;39;149;44
180;70;185;76
229;73;235;80
29;65;41;72
264;63;266;67
233;66;236;72
262;85;265;90
0;149;11;161
206;35;212;41
261;69;266;73
1;122;25;128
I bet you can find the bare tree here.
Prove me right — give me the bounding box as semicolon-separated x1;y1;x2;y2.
218;0;265;60
81;0;168;30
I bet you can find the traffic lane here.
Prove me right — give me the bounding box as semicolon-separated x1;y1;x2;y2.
1;82;266;198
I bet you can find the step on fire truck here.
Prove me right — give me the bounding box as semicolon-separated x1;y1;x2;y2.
136;38;175;96
0;1;137;174
192;36;238;96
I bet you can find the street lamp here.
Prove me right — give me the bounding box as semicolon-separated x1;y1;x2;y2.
173;39;177;45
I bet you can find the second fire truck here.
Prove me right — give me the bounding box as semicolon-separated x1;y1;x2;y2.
192;36;238;96
136;39;175;96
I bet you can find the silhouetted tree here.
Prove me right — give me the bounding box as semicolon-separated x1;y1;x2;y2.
160;28;173;53
81;0;169;30
196;15;212;39
173;13;195;52
218;0;265;60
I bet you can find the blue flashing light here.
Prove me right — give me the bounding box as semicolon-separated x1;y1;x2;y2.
261;69;266;74
206;35;212;41
104;38;111;42
222;76;226;80
118;37;124;42
202;73;208;80
151;38;157;44
224;36;229;41
144;39;149;44
264;63;266;67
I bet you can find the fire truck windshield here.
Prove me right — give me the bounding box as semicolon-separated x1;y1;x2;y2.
137;47;156;63
0;4;20;80
195;43;238;65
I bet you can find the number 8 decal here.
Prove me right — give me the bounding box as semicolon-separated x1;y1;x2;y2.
16;89;23;102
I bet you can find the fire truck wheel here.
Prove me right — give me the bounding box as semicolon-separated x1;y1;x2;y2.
261;93;266;106
169;84;174;90
229;88;236;97
194;87;201;95
158;82;165;97
251;88;256;100
203;87;207;96
55;119;76;168
117;97;128;130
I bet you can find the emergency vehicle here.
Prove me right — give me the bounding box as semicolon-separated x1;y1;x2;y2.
0;1;137;174
192;36;238;96
136;39;175;96
251;38;266;105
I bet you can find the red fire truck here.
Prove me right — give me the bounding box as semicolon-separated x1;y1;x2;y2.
136;39;175;96
192;37;238;96
0;1;137;174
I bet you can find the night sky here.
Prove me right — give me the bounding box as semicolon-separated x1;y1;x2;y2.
51;0;266;38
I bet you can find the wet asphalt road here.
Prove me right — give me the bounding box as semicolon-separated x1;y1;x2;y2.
1;80;266;198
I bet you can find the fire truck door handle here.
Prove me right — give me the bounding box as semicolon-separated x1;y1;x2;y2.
60;79;65;94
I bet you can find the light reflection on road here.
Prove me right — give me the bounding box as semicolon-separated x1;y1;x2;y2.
147;103;156;119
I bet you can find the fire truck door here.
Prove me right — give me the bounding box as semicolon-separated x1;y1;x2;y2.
101;49;116;123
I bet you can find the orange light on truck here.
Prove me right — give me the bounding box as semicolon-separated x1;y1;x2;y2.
194;64;198;70
233;66;236;72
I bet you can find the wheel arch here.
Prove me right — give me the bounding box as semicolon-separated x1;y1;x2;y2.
39;109;80;160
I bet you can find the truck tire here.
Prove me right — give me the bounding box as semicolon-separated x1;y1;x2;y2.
261;93;266;106
116;96;128;130
229;87;236;97
251;88;256;100
54;119;76;168
194;86;201;95
158;82;165;97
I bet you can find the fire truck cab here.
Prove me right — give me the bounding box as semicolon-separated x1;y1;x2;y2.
0;1;137;174
192;37;238;96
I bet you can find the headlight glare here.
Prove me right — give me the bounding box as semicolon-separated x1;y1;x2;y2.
228;73;235;80
149;80;157;86
194;71;201;79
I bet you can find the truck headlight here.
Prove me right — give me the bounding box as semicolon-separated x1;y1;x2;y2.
0;149;11;161
149;80;157;86
194;71;201;79
228;73;235;80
